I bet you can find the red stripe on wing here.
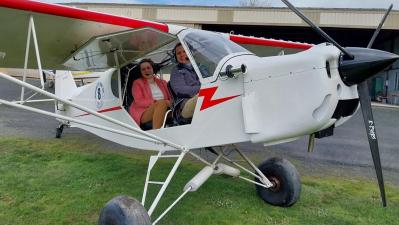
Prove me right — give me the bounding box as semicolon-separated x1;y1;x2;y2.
0;0;168;32
230;34;312;50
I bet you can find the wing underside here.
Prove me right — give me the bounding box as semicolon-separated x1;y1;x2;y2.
0;6;132;70
0;1;170;71
0;0;312;71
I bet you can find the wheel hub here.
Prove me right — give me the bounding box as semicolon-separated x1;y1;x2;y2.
268;176;281;192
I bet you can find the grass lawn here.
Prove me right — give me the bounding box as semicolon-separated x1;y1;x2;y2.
0;137;398;225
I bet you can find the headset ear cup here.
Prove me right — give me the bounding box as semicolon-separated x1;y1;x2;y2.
172;43;182;64
153;63;160;74
171;49;177;64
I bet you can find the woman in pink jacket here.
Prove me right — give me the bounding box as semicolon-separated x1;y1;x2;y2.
129;59;171;129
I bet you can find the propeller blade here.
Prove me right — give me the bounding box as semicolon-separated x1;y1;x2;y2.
357;83;387;207
356;4;394;207
280;0;354;59
367;4;393;48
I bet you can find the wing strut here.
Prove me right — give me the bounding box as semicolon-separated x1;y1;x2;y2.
0;72;184;150
21;15;46;101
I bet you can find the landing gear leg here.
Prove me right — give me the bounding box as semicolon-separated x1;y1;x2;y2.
55;124;64;139
207;145;301;207
99;150;189;225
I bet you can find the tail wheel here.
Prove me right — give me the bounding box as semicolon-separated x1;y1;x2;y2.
55;125;64;139
98;196;151;225
255;157;301;207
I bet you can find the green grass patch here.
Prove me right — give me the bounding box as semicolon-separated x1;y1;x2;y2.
0;137;398;225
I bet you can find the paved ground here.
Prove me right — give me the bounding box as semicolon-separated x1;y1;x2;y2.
1;78;399;187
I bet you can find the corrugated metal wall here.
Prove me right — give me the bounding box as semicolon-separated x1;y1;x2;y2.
69;4;399;30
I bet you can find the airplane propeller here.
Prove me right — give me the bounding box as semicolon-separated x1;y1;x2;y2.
354;4;393;208
280;0;398;207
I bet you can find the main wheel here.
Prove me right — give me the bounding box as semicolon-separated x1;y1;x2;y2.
255;157;301;207
98;195;151;225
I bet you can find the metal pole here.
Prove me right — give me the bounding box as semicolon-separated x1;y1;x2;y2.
234;146;273;188
238;176;268;188
114;51;123;105
220;155;262;180
12;99;55;104
21;16;33;101
0;98;161;144
30;16;45;89
152;187;192;225
148;150;187;216
188;151;212;167
0;72;183;150
142;152;163;206
211;153;223;167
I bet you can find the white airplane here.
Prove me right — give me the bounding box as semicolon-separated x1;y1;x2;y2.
0;0;396;224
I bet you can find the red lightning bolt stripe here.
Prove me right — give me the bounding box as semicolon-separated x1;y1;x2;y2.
198;87;240;111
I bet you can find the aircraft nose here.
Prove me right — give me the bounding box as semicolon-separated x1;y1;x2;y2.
339;47;399;86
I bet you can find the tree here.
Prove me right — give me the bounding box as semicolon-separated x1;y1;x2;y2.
239;0;270;7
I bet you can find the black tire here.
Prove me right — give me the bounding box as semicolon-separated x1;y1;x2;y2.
55;127;62;139
255;157;301;207
47;81;54;89
98;196;151;225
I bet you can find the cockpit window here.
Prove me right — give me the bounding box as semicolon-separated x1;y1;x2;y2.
183;30;249;78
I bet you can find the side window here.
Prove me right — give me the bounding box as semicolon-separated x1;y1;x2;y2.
183;30;249;79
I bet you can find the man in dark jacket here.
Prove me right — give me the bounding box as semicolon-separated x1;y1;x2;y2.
170;43;200;120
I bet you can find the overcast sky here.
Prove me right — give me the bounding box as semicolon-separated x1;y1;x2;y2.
42;0;399;9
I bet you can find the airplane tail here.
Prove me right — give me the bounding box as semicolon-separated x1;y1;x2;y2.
55;71;77;100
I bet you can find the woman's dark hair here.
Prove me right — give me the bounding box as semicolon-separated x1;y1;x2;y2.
173;43;183;61
139;58;155;70
174;43;182;53
139;58;160;75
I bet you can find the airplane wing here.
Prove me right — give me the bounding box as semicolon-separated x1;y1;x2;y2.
0;0;312;71
0;0;170;71
229;34;313;57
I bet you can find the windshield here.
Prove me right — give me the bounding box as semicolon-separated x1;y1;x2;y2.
182;30;250;78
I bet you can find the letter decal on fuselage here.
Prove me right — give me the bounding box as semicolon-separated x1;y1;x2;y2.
95;82;105;109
